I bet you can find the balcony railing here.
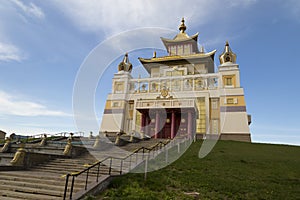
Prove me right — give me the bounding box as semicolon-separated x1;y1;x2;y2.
129;74;219;94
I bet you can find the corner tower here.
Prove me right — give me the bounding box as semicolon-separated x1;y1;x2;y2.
218;41;251;142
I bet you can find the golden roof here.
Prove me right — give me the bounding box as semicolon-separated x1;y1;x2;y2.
161;18;199;54
161;32;199;43
161;18;198;43
139;50;216;63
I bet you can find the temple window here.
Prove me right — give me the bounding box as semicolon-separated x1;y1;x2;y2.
225;77;232;86
223;75;235;87
177;45;184;55
173;70;184;76
165;69;184;77
170;46;176;55
184;44;191;55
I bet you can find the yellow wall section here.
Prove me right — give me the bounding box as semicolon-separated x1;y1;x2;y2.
105;100;112;109
196;97;206;134
220;96;246;107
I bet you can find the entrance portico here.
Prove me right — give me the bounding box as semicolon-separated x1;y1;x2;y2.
136;98;197;139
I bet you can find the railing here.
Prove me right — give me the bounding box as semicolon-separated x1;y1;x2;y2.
12;132;85;144
62;140;170;200
128;74;219;94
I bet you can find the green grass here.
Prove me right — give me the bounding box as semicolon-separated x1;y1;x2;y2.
96;140;300;200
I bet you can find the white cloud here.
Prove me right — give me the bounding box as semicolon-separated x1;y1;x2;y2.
0;90;70;117
51;0;257;36
0;42;24;62
9;0;45;19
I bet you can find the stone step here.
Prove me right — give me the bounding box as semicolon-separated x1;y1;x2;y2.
0;184;63;197
0;179;65;192
0;175;95;196
33;166;111;175
0;174;62;185
0;153;15;158
0;171;62;181
48;158;97;165
29;167;114;177
0;196;24;200
0;170;100;186
0;190;61;200
0;173;87;187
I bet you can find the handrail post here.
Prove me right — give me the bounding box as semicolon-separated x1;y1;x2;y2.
129;154;132;170
109;157;112;175
70;176;75;200
85;169;89;190
120;160;123;175
96;163;100;182
142;147;145;160
63;174;69;200
165;146;168;164
152;147;155;158
144;154;149;180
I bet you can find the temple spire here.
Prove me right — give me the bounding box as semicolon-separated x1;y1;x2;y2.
179;17;186;33
123;52;129;63
219;41;237;64
118;52;132;72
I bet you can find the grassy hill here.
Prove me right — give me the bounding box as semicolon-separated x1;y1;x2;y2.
95;140;300;200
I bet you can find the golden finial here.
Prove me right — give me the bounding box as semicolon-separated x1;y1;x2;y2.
179;17;186;33
219;41;237;64
118;52;132;72
153;51;156;58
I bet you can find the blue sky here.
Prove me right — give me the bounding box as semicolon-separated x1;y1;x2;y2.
0;0;300;146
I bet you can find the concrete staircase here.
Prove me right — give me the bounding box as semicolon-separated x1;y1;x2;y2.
0;151;117;200
0;137;171;199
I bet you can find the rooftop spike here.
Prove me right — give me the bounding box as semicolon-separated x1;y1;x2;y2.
118;52;132;72
219;41;237;64
179;17;186;33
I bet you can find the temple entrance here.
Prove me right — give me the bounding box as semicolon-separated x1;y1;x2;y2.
138;108;195;139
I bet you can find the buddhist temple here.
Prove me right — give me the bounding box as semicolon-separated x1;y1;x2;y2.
100;18;251;142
